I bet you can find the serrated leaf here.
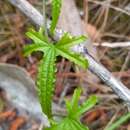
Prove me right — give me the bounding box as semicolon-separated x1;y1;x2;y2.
65;99;71;113
71;88;82;111
23;43;49;56
75;95;98;117
66;88;82;119
37;47;56;118
56;47;88;68
26;28;49;44
45;118;89;130
50;0;62;34
56;33;86;48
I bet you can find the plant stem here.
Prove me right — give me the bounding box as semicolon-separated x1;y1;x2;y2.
43;0;48;37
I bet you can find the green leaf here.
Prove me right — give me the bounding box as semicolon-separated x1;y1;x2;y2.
105;112;130;130
75;95;98;117
56;33;87;48
23;43;49;56
45;118;89;130
37;47;56;118
71;88;82;111
65;89;97;120
66;88;82;119
56;47;88;69
65;99;71;114
50;0;62;34
26;28;49;44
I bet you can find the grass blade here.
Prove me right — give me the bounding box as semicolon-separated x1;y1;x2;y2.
105;112;130;130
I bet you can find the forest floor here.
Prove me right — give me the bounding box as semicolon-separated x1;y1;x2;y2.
1;0;130;130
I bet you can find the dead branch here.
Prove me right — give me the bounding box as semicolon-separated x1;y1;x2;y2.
7;0;130;107
94;42;130;48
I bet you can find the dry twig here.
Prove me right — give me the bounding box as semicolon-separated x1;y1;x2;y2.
94;42;130;48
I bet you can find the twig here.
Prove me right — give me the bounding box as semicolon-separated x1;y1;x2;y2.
94;42;130;48
118;51;130;79
7;0;130;107
88;0;130;16
83;48;130;106
42;0;48;37
8;0;44;26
